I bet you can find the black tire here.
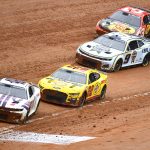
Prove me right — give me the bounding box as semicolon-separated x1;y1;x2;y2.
100;86;107;101
142;55;150;67
78;93;86;107
113;60;122;72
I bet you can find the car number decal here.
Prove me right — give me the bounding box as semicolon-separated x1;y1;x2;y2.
88;85;94;97
124;54;131;64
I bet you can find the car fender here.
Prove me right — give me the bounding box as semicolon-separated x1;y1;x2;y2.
111;55;123;69
142;47;150;59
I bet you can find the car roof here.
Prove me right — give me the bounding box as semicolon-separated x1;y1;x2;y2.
104;32;141;42
61;65;95;74
0;78;29;88
120;6;150;17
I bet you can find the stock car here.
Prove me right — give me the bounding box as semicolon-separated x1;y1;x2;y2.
0;78;40;124
76;32;150;71
96;6;150;37
38;65;107;106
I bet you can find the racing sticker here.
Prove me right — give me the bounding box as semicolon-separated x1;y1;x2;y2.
93;83;100;94
142;48;150;53
108;22;136;34
1;96;12;107
145;25;150;35
88;85;94;97
131;51;137;63
124;54;131;64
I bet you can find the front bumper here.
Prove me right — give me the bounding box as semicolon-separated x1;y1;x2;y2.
0;109;24;124
76;50;114;71
96;25;109;35
76;52;101;69
41;89;81;107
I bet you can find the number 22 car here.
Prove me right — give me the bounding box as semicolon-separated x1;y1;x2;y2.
38;65;107;107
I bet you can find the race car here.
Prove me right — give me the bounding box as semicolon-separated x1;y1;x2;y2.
76;32;150;71
96;6;150;37
0;78;40;124
38;65;107;106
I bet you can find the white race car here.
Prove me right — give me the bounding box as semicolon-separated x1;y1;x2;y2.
0;78;40;124
76;32;150;71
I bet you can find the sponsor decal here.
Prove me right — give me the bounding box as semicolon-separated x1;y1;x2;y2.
88;85;94;97
142;48;150;53
124;54;131;64
94;83;100;94
2;96;12;107
90;45;102;54
22;103;30;111
131;51;137;63
0;131;95;145
107;22;136;34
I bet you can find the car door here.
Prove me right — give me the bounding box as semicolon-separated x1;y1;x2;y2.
28;86;35;115
87;72;101;100
123;40;141;66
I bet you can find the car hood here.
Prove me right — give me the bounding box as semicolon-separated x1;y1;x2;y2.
39;77;85;93
0;94;29;110
80;41;123;58
100;18;138;35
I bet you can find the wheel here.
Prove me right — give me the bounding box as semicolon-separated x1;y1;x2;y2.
78;93;86;107
113;60;122;72
142;55;150;67
100;86;106;101
20;110;29;124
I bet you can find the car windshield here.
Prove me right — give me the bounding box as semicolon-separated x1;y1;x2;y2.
109;10;141;27
94;36;126;52
51;69;86;84
0;83;27;99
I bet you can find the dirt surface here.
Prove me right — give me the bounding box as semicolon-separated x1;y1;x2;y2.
0;0;150;149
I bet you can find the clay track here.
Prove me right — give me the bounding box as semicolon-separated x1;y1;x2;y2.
0;0;150;149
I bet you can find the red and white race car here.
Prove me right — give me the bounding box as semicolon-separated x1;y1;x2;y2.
96;6;150;37
0;78;40;124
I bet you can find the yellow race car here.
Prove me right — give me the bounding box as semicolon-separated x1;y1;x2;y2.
38;65;107;106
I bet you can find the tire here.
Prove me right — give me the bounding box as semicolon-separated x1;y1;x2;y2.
20;110;29;124
78;93;86;107
113;60;122;72
142;55;150;67
100;86;106;101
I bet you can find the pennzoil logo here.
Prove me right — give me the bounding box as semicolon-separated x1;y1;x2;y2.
108;23;136;34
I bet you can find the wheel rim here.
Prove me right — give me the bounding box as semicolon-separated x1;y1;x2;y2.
114;61;121;71
143;57;149;67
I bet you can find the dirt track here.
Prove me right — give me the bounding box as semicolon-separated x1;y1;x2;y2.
0;0;150;149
